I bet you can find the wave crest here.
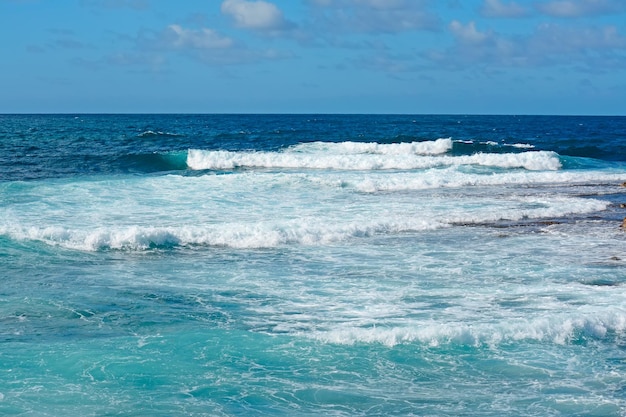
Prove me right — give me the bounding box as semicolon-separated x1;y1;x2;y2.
289;138;453;155
137;130;182;138
307;310;626;347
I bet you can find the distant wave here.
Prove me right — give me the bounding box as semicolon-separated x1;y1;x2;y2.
137;130;182;138
475;141;533;149
289;138;453;155
508;143;535;149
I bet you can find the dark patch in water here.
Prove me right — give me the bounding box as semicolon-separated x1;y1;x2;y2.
452;219;566;231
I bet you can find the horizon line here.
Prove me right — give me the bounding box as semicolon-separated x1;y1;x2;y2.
1;112;625;117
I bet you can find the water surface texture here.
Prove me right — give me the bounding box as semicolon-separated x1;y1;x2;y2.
1;114;626;416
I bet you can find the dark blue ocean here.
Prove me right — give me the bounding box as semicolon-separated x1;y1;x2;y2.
1;114;626;416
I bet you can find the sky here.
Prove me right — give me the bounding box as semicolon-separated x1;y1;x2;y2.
1;0;626;114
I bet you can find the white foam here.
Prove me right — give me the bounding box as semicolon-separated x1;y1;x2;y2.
137;130;181;138
187;148;561;171
509;143;535;149
336;169;626;192
1;159;618;253
288;138;453;155
444;196;609;224
307;309;626;347
0;191;609;252
0;217;445;251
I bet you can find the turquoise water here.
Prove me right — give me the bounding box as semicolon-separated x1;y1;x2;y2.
1;114;626;416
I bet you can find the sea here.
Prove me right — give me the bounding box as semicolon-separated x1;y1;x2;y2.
1;114;626;416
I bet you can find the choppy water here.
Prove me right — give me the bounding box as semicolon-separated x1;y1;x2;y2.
1;114;626;416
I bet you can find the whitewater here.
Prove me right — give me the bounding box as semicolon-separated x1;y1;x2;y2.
1;114;625;416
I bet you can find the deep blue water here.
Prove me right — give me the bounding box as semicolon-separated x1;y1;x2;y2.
1;114;626;416
2;114;625;181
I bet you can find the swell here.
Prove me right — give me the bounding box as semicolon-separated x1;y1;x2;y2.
3;138;619;182
0;151;189;181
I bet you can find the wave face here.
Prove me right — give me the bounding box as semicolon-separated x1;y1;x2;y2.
2;114;626;417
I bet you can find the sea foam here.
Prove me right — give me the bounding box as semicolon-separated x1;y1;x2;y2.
307;309;626;347
1;218;444;251
0;194;608;251
335;169;626;192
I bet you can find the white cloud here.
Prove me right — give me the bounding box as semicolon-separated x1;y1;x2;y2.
530;23;626;53
535;0;626;17
97;23;293;69
307;0;440;34
141;23;294;66
164;25;234;49
449;21;490;44
426;21;626;71
481;0;529;18
221;0;292;31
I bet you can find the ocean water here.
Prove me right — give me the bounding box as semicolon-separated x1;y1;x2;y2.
1;114;626;416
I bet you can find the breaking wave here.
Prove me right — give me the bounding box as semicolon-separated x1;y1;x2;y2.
187;147;561;171
0;195;608;252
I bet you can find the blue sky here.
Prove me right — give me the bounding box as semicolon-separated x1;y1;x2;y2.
1;0;625;114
